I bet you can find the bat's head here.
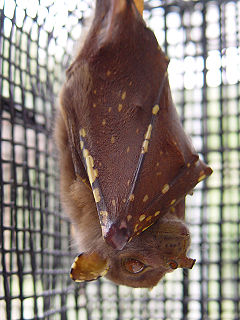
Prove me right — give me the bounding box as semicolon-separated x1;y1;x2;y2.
105;214;195;288
70;199;195;288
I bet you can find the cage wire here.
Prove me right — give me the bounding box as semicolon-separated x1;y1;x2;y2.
0;0;240;319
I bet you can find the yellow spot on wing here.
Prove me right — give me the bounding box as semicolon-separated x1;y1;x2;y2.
143;194;149;202
126;146;130;153
80;128;86;137
108;107;112;113
100;211;108;225
83;149;89;158
162;184;170;194
127;215;132;221
111;136;115;144
87;167;96;185
170;199;176;205
88;155;94;167
118;104;123;112
154;211;160;217
112;199;116;206
102;119;106;126
141;124;152;154
129;194;135;201
152;104;159;115
139;214;146;222
93;188;101;203
121;91;126;100
145;124;152;140
141;140;149;153
134;224;139;232
86;156;96;185
146;216;152;221
80;141;84;150
93;103;97;108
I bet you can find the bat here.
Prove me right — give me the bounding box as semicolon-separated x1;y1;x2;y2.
55;0;212;288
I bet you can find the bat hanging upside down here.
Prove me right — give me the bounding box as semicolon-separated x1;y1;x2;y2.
55;0;212;288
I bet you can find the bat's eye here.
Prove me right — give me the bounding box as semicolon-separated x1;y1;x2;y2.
123;258;145;274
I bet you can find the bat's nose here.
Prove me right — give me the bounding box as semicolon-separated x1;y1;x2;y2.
104;224;129;250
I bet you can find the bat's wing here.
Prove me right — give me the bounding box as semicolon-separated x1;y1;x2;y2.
123;77;212;242
60;0;212;250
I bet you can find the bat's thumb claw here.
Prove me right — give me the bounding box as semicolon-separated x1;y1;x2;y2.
104;223;129;250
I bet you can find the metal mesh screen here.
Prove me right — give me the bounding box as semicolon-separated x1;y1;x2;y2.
0;0;239;319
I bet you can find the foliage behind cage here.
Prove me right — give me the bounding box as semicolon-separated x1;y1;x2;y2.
0;1;240;319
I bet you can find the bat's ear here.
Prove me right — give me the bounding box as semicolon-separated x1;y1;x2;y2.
70;252;109;282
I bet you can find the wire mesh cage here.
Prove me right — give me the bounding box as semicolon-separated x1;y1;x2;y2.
0;0;240;319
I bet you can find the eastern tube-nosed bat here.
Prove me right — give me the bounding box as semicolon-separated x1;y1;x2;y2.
55;0;212;288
